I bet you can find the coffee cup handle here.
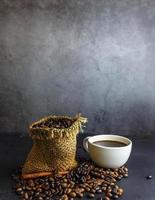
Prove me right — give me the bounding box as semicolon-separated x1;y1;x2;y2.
83;136;91;152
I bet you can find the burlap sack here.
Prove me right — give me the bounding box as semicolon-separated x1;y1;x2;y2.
22;114;87;179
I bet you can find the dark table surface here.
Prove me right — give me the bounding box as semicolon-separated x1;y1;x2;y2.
0;134;155;200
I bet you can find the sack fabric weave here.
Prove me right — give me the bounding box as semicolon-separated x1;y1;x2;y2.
22;114;87;179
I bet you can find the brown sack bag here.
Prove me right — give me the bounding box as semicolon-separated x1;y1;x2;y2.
22;114;87;179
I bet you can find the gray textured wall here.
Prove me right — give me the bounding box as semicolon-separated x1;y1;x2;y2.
0;0;155;136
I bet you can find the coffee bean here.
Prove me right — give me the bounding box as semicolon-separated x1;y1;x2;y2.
51;188;56;193
80;188;85;192
92;188;97;193
106;192;112;197
38;197;44;200
146;175;152;180
117;188;124;196
69;191;76;198
113;194;119;199
49;177;54;181
66;188;72;194
24;192;29;199
88;193;95;198
16;187;22;192
13;161;128;200
27;179;35;187
85;186;90;192
63;178;68;183
35;192;40;197
25;186;32;191
112;188;117;194
117;175;122;180
104;197;110;200
61;194;68;200
124;174;128;178
96;189;102;193
62;183;68;188
102;186;107;191
39;179;45;184
77;192;84;198
124;167;128;172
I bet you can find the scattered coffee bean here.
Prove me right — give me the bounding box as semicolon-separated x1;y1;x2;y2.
60;194;68;200
69;191;76;198
77;192;84;198
62;183;68;188
104;197;110;200
124;174;128;178
27;179;35;187
146;175;152;180
96;189;102;193
113;194;119;199
24;192;29;199
88;192;95;198
90;188;96;193
117;188;124;196
85;186;91;192
12;161;128;200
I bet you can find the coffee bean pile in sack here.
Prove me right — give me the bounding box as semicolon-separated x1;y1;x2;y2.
22;114;87;179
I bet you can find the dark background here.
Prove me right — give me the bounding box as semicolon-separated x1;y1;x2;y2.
0;0;155;137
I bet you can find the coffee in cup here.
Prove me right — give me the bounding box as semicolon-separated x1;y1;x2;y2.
83;135;132;168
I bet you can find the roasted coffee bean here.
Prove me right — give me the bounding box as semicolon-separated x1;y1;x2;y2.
25;186;32;190
35;192;40;197
16;187;22;192
113;194;119;199
85;186;90;192
146;175;152;180
38;197;44;200
69;191;76;198
124;173;128;178
39;179;45;184
81;176;86;183
13;161;128;200
60;194;68;200
66;188;72;194
88;193;95;198
106;192;113;197
96;189;102;193
63;178;68;183
49;177;54;182
62;183;68;188
102;186;107;191
90;188;96;193
117;175;122;180
36;187;42;192
80;188;85;192
124;167;128;172
117;188;124;196
104;197;110;200
51;188;56;193
27;179;35;187
77;192;84;198
24;192;29;199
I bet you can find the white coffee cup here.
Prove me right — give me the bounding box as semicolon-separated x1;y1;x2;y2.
83;135;132;168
